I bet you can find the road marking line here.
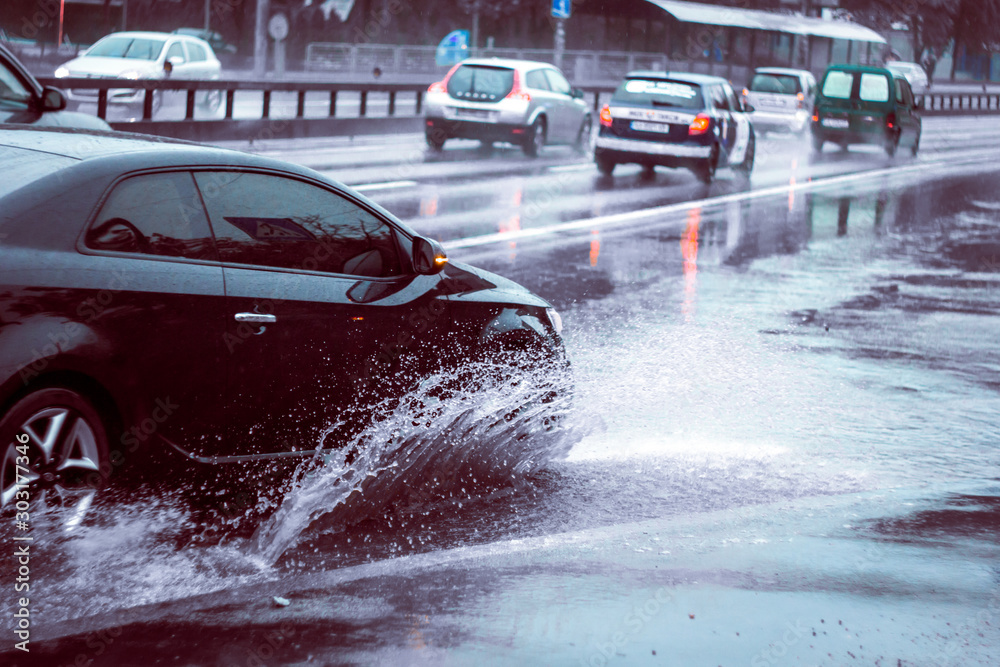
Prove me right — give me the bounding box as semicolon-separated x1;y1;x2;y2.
548;164;593;173
443;151;996;250
352;180;418;192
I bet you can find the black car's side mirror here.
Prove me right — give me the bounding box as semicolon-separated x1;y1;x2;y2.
40;86;67;111
571;87;584;99
412;236;447;275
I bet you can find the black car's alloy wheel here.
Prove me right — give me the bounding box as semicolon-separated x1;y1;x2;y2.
523;117;546;157
1;388;109;508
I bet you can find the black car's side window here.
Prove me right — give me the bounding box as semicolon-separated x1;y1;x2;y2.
86;171;217;260
712;86;729;111
193;171;402;278
0;61;32;110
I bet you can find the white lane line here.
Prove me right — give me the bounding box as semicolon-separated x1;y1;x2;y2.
548;163;594;173
352;180;418;192
443;151;996;251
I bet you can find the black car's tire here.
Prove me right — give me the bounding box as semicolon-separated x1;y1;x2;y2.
574;115;593;154
426;131;446;151
596;155;616;176
696;144;719;184
811;133;825;153
736;134;755;178
885;130;900;157
523;117;546;157
1;388;110;508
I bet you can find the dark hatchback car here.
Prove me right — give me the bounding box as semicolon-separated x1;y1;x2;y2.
594;71;755;183
0;128;567;507
811;64;922;157
1;42;110;130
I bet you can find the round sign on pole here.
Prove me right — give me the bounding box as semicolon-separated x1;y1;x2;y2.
268;13;289;41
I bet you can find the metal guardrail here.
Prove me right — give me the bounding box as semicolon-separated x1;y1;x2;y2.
920;92;1000;115
37;77;1000;143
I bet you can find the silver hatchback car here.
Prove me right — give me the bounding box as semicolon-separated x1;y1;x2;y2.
742;67;817;136
424;58;592;156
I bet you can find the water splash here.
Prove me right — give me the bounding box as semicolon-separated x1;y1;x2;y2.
249;361;579;566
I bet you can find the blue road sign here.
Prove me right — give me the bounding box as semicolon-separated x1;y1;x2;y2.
552;0;571;19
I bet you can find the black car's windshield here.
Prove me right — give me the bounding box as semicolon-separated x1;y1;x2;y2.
447;65;515;102
749;73;802;95
612;78;703;109
86;36;166;61
0;62;32;109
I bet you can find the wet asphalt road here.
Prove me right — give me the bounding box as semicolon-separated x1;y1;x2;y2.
4;118;1000;666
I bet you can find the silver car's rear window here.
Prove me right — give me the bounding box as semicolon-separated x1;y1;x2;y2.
447;65;515;102
0;145;76;198
612;78;704;109
749;73;802;95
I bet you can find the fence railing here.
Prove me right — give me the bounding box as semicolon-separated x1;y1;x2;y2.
36;76;1000;143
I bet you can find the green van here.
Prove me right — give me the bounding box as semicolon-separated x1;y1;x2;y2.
811;64;922;157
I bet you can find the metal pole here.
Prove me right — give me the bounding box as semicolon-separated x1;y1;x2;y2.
205;0;211;31
254;0;268;77
555;18;565;70
57;0;64;47
471;3;479;58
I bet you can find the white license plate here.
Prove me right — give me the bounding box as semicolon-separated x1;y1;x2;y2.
821;118;849;128
630;121;671;133
453;108;494;121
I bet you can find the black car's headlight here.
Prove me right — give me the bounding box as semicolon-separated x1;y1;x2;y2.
545;307;562;334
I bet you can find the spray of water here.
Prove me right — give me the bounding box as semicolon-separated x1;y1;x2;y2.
249;360;579;566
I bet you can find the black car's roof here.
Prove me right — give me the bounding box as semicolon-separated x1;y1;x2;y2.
623;70;728;86
0;126;326;183
0;125;420;239
0;126;247;162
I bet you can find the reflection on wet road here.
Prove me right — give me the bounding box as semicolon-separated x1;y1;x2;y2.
4;119;1000;665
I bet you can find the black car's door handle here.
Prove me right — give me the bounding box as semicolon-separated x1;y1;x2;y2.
234;313;277;324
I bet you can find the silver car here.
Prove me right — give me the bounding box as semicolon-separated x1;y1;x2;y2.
425;58;592;157
742;67;816;135
886;61;930;95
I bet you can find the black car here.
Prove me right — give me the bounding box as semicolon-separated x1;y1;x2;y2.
0;127;567;506
0;42;110;130
594;71;755;183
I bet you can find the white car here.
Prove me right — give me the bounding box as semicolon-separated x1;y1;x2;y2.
54;31;221;114
742;67;816;136
886;61;930;95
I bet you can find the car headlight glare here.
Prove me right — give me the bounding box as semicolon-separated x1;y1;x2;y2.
119;70;141;80
54;66;69;78
546;308;562;334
